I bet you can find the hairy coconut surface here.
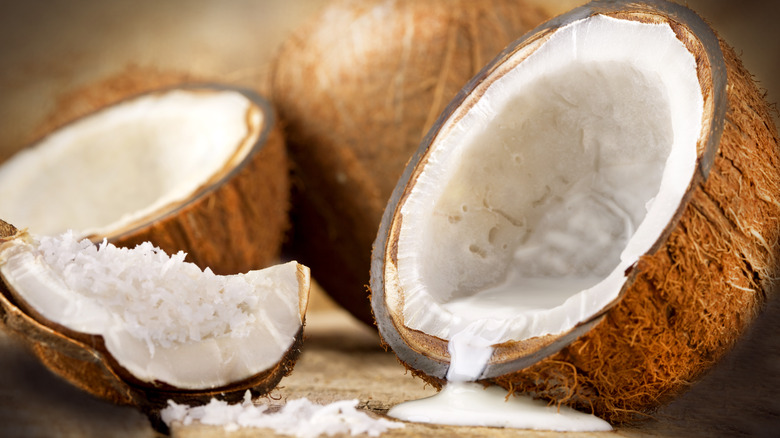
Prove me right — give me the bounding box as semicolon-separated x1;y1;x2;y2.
271;0;549;325
505;39;779;422
0;84;289;276
0;219;310;431
371;0;780;423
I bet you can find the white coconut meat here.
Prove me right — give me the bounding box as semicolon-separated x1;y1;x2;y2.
0;232;309;389
391;16;704;352
0;89;262;237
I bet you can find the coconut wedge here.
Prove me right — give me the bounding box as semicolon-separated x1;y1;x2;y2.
371;0;780;422
271;0;549;325
0;85;289;275
0;220;310;430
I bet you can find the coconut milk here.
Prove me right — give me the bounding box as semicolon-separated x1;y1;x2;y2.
388;381;611;432
388;287;612;432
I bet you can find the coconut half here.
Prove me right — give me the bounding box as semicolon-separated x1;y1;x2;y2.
372;0;780;422
0;85;289;275
0;219;310;429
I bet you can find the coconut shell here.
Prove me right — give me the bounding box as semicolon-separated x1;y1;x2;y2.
0;219;16;241
0;286;305;433
105;86;290;276
370;0;780;423
0;220;309;432
271;0;549;325
8;83;290;276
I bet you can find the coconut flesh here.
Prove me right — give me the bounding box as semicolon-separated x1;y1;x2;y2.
381;13;703;381
0;88;261;238
0;228;310;391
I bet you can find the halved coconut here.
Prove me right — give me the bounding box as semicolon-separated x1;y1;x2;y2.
0;85;289;275
0;219;310;430
271;0;549;325
371;0;780;422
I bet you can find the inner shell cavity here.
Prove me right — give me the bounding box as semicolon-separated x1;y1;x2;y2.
394;15;703;343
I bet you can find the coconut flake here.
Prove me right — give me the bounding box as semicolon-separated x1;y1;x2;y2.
32;231;260;353
161;392;404;437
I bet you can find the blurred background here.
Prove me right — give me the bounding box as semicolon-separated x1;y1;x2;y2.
0;0;778;436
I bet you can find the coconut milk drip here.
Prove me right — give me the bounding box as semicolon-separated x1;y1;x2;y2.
388;292;612;432
388;322;612;431
388;381;611;432
388;169;632;431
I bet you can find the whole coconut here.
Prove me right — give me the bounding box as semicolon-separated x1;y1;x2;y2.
271;0;549;324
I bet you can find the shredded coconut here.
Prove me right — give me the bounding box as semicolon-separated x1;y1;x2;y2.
161;392;404;437
35;231;260;353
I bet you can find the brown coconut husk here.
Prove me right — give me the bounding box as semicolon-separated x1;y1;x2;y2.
0;219;308;432
0;219;16;241
370;0;780;424
271;0;550;325
491;38;780;423
5;77;290;276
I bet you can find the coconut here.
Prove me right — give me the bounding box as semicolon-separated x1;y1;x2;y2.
0;219;310;431
270;0;549;324
371;0;780;423
21;66;196;161
0;84;289;276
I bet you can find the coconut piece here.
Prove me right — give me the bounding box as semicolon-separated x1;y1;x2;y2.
371;0;780;423
0;85;289;275
0;219;310;430
271;0;549;325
